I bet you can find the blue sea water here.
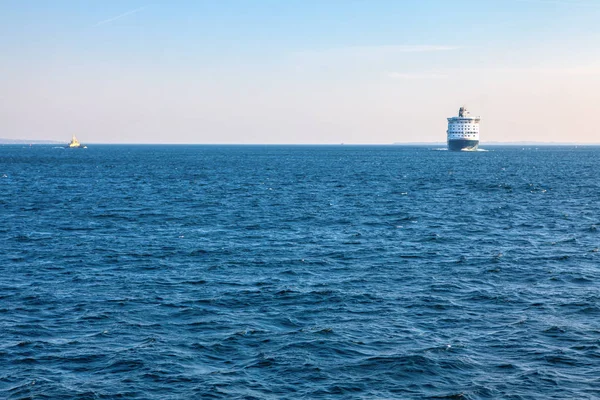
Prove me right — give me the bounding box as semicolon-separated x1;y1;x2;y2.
1;144;599;399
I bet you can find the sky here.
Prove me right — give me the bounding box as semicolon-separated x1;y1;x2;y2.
1;0;599;144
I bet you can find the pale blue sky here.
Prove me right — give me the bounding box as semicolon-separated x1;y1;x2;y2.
1;0;599;143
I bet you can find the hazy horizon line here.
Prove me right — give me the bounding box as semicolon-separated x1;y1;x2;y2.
2;139;599;146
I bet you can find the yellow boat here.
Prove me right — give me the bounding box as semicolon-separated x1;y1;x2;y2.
66;135;87;148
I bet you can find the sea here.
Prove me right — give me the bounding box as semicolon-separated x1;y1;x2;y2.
1;144;599;399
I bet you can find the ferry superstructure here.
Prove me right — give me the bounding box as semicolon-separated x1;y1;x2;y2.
447;106;480;151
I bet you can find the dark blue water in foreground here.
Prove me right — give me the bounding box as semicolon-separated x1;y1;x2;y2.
1;145;599;399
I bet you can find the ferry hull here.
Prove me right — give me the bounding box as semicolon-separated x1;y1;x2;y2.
448;139;479;151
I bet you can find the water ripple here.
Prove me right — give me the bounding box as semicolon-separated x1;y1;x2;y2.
1;145;599;399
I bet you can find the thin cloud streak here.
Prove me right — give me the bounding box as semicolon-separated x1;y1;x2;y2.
515;0;596;6
366;45;460;53
466;65;600;75
294;45;461;57
388;72;448;79
94;6;146;27
388;65;600;78
288;45;461;67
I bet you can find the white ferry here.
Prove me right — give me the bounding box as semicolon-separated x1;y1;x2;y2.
447;106;480;151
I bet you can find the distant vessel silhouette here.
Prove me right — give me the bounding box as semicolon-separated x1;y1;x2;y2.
66;135;87;148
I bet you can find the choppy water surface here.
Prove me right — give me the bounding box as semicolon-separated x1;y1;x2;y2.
1;145;599;399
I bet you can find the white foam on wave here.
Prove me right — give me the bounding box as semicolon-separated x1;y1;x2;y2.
432;147;489;152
